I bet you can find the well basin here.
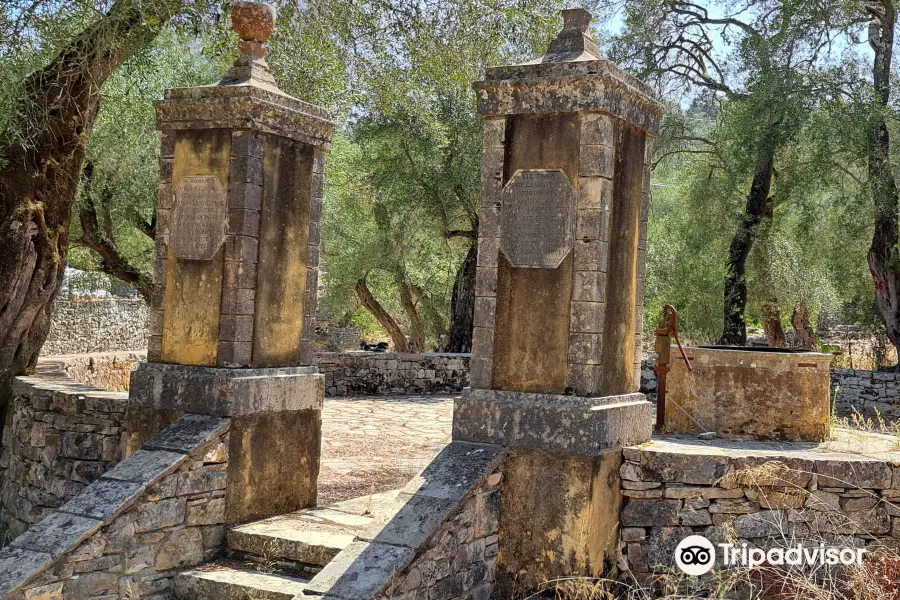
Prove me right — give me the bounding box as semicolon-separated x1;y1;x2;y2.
664;346;833;441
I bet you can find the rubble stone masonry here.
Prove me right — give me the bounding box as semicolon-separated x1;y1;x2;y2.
618;440;900;584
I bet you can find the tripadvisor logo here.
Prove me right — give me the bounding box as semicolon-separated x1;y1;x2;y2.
675;535;716;575
674;535;867;576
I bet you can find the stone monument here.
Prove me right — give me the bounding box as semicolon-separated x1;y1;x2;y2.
125;1;334;524
453;9;663;593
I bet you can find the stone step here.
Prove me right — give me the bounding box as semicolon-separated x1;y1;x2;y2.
227;506;374;567
175;561;309;600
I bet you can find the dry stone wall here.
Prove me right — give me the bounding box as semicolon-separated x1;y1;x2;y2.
618;442;900;585
316;352;470;396
0;414;229;600
0;365;129;536
41;299;149;356
832;368;900;421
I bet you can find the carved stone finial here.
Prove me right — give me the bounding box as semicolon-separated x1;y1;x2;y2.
219;1;279;88
561;8;591;33
542;8;601;62
232;2;276;58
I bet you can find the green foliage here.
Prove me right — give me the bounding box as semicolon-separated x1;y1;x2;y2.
69;29;232;278
311;0;578;344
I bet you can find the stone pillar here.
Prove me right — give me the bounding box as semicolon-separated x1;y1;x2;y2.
454;9;662;593
125;2;333;525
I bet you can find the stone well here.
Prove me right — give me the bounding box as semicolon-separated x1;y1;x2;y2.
665;346;834;442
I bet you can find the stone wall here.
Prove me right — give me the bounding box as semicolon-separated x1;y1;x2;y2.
0;364;129;536
618;440;900;586
56;352;145;392
316;352;470;396
0;414;229;599
41;299;149;356
832;368;900;421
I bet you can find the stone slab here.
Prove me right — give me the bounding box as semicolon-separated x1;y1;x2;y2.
0;547;53;598
175;562;309;600
305;540;414;600
357;492;456;549
59;478;144;521
401;441;505;500
228;513;358;567
101;449;187;483
171;175;228;260
666;346;833;442
453;388;652;452
9;511;102;560
143;413;230;454
129;362;323;416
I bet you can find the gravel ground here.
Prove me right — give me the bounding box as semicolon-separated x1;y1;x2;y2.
317;395;453;505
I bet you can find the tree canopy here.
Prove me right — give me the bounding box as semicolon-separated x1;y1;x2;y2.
3;0;900;380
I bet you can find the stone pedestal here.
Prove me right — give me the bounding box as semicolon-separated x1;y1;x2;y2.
455;9;663;593
125;2;333;524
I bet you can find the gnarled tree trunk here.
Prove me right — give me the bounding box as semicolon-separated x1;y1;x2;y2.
761;297;787;348
791;302;815;349
864;1;900;369
395;270;425;352
720;147;776;345
446;239;477;353
78;162;153;301
355;279;409;352
0;1;176;422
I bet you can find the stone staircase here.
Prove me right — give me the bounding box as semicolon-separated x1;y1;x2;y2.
175;491;400;600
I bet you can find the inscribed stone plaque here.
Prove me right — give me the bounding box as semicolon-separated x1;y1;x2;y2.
500;169;575;268
171;175;228;260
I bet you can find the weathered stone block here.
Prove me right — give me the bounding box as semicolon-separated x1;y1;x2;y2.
454;389;651;453
401;442;505;501
640;450;732;485
620;499;681;527
817;460;893;489
306;540;415;599
155;528;205;571
9;511;102;560
130;364;322;417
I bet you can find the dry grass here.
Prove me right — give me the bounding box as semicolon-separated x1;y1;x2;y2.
834;408;900;451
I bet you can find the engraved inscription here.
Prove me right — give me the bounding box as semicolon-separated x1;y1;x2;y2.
500;169;575;268
171;175;228;260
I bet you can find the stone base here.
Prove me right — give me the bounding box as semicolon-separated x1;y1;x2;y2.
453;388;652;453
453;388;650;596
495;447;622;596
129;362;323;416
126;363;324;524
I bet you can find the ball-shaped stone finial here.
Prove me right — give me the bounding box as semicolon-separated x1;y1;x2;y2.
231;2;276;44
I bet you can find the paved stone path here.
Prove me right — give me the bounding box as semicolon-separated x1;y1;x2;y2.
318;395;453;505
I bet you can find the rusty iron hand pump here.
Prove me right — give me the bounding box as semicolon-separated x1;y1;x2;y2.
654;305;692;433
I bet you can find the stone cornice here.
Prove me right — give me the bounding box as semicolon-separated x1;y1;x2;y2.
155;84;335;149
473;59;665;135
